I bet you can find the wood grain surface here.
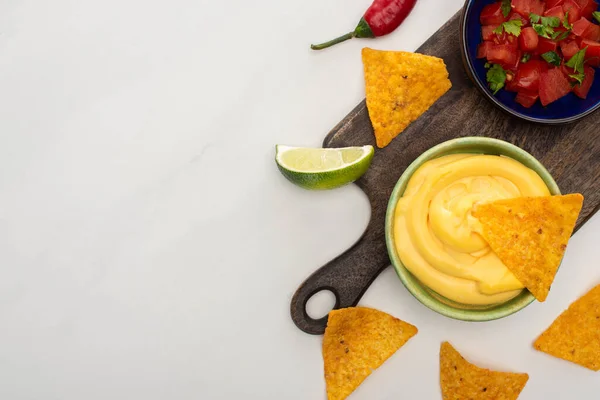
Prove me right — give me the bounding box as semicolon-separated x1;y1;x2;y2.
290;11;600;335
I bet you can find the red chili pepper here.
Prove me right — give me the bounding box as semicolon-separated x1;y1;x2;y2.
311;0;418;50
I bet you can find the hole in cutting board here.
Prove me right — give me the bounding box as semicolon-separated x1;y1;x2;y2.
306;289;337;320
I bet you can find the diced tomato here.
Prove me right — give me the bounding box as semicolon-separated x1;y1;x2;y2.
560;40;581;57
477;41;495;58
506;72;520;92
561;64;578;82
520;26;540;51
490;33;520;51
544;5;566;19
482;25;500;41
512;0;546;16
539;68;573;105
575;0;598;19
581;38;600;54
573;66;596;98
507;54;522;71
581;38;600;66
505;33;520;48
584;25;600;42
538;37;559;54
572;18;589;35
508;11;530;26
481;3;506;25
563;0;583;24
492;31;506;44
516;60;547;91
537;38;559;54
488;44;520;67
516;90;540;107
476;1;600;101
572;17;600;40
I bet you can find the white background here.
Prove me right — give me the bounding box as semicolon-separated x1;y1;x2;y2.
0;0;598;399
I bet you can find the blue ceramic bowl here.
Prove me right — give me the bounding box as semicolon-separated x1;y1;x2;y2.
460;0;600;124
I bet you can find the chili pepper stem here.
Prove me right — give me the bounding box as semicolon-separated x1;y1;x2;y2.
311;32;355;50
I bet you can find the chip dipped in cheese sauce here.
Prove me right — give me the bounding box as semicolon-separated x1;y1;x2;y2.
393;154;550;306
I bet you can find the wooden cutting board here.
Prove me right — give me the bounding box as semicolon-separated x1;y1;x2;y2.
291;11;600;335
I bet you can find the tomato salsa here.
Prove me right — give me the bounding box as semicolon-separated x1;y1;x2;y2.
477;0;600;107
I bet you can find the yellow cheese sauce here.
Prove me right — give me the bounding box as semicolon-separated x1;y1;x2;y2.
393;154;550;305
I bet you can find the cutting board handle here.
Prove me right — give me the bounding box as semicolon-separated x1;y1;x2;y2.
290;202;390;335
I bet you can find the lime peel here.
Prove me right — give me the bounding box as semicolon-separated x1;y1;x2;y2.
275;145;374;190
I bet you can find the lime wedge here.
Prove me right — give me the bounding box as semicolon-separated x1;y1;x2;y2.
275;145;374;190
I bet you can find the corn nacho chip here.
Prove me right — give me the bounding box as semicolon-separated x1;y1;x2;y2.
472;193;584;302
440;342;529;400
323;307;417;400
534;284;600;371
361;48;451;148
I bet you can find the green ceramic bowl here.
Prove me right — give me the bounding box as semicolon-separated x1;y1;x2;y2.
385;137;560;321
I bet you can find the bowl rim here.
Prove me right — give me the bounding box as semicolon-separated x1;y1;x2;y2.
384;137;560;321
459;0;600;125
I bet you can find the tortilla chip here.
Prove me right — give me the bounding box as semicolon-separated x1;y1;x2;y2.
323;307;417;400
440;342;529;400
472;194;584;302
361;48;451;148
534;284;600;371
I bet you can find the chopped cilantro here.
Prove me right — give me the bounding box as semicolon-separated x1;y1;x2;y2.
494;19;523;36
529;13;541;23
552;30;570;41
487;64;507;95
544;17;560;27
542;51;562;66
593;11;600;24
530;13;561;38
521;53;531;63
505;20;523;37
532;23;553;38
502;0;512;18
570;73;586;85
501;0;512;17
551;13;573;41
484;62;491;69
566;48;587;85
563;12;573;30
566;48;586;72
530;13;560;27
